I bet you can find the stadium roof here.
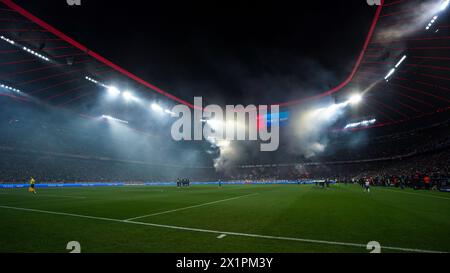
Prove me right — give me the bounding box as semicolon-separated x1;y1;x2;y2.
0;0;449;131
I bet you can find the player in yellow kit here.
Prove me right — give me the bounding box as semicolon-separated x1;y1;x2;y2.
28;177;37;194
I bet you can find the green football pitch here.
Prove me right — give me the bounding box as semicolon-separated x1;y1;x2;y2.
0;184;449;253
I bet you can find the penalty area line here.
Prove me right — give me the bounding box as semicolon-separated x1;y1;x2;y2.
0;204;445;253
124;193;260;221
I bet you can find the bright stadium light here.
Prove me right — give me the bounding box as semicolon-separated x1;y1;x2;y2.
0;35;15;45
344;119;376;129
107;86;121;97
311;102;348;119
101;115;128;124
426;16;438;30
385;54;407;81
1;35;50;62
151;103;163;112
348;94;363;105
85;76;99;84
164;109;172;114
385;68;396;81
0;83;21;93
441;0;449;11
22;46;50;62
426;0;448;31
164;109;176;116
123;91;137;102
85;76;109;88
395;55;407;68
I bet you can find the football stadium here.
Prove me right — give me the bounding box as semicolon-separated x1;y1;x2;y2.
0;0;449;257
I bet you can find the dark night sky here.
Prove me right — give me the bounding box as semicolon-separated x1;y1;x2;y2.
14;0;376;106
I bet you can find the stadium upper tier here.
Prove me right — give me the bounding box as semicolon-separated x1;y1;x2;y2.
0;0;449;133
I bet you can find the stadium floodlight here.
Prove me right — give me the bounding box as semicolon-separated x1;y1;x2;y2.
107;86;121;97
395;55;407;68
1;35;50;62
101;115;128;124
164;109;176;116
122;91;137;102
22;46;50;62
425;0;447;31
344;119;376;129
385;54;407;81
0;83;21;93
426;16;438;30
348;94;363;105
311;101;348;118
441;0;449;11
385;68;396;81
0;35;15;45
85;76;109;88
85;76;99;84
151;103;163;112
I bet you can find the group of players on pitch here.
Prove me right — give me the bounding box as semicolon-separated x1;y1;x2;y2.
25;177;372;194
315;178;371;192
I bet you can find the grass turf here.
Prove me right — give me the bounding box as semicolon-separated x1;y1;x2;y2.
0;184;449;253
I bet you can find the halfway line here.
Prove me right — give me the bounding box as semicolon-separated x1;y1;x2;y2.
124;193;259;221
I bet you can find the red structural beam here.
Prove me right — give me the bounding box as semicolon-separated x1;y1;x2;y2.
278;1;385;106
1;0;197;109
1;0;384;108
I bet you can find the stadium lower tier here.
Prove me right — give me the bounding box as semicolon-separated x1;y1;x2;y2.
0;147;448;189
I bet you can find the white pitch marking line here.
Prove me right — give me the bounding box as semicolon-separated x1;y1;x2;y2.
217;234;227;239
124;193;259;221
0;193;87;199
0;204;445;253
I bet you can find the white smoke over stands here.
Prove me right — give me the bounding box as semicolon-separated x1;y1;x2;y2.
291;94;363;158
170;97;280;171
441;0;450;10
122;91;139;102
206;137;237;171
293;102;346;158
151;103;164;113
376;0;447;41
170;97;279;152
